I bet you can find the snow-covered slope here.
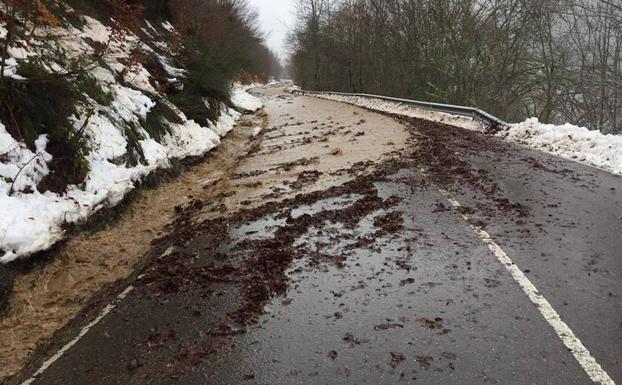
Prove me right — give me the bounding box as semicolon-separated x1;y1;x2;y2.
0;13;263;263
308;93;621;175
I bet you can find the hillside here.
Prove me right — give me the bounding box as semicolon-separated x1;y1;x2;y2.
0;1;273;263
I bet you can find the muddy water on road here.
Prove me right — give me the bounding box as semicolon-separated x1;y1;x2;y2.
11;87;612;385
168;170;587;385
190;86;410;223
0;112;265;380
21;164;588;385
2;85;411;382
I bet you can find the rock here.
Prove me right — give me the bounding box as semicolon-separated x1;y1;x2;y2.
0;264;14;316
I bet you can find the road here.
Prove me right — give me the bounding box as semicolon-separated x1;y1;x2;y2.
6;85;621;385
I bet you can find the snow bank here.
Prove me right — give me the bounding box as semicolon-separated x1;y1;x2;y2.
308;93;622;175
231;84;264;137
499;118;622;175
309;93;486;132
0;15;264;263
0;84;260;263
0;124;51;194
231;85;263;112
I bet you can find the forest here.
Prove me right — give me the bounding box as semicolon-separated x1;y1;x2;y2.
1;0;282;102
289;0;622;133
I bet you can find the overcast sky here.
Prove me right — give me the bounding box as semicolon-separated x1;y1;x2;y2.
246;0;297;62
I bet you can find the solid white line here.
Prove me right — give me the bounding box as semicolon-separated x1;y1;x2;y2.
440;190;615;385
20;285;134;385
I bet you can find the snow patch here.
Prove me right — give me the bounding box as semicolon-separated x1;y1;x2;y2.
122;64;158;94
0;88;257;262
161;21;175;32
499;118;622;175
211;106;240;137
0;124;51;194
251;126;262;137
1;57;25;80
156;53;186;78
1;85;260;262
231;85;263;111
162;118;221;159
81;15;111;43
110;85;155;121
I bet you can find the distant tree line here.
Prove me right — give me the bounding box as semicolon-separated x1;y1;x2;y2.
1;0;283;94
164;0;284;84
289;0;622;133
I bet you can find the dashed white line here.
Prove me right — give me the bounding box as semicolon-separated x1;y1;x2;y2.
20;285;135;385
440;190;615;385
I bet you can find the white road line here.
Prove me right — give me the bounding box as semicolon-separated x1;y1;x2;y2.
440;190;615;385
14;183;616;385
20;286;135;385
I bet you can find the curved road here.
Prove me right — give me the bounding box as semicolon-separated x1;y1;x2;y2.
6;85;621;385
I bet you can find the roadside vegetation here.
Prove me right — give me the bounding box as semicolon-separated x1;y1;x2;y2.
0;0;281;264
290;0;622;134
0;0;282;193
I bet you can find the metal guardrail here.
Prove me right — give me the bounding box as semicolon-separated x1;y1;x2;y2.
294;90;509;129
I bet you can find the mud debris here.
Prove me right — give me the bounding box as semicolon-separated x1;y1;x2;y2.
374;322;404;331
390;352;406;368
417;317;445;330
275;157;320;172
415;355;434;369
373;211;404;236
400;116;532;218
288;170;322;190
4;94;568;383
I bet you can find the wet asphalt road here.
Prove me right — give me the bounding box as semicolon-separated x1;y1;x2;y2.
8;88;621;385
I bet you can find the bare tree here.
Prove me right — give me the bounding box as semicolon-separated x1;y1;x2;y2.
290;0;622;133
